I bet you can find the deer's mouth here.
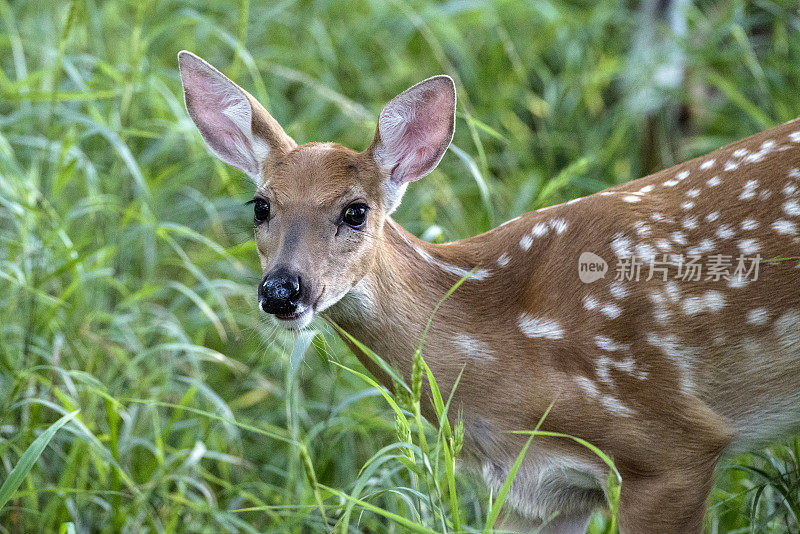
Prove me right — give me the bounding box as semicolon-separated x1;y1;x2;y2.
275;311;303;321
271;286;326;330
272;306;314;330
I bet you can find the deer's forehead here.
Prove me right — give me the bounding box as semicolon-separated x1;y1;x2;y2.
269;183;371;210
264;143;383;203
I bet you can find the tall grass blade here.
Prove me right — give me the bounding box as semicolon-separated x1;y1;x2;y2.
0;410;79;510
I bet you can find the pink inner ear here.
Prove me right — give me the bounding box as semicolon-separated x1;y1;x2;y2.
179;54;261;176
378;77;455;185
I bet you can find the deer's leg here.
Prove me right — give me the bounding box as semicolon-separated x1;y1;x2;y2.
617;457;717;534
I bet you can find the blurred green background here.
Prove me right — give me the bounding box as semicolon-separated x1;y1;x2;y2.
1;0;800;532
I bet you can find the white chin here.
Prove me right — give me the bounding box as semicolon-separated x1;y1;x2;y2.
271;308;315;330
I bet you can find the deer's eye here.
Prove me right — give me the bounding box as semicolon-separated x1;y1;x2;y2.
342;203;368;227
253;198;270;223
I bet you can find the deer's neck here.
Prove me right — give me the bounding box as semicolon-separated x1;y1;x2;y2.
324;217;488;385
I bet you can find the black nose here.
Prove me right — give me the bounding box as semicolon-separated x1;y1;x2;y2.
259;268;302;315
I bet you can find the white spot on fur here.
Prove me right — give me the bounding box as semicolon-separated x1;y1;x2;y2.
518;314;564;340
646;332;697;395
575;376;600;398
600;395;635;417
744;151;765;163
706;211;720;222
655;238;672;252
452;333;496;361
682;216;699;230
497;253;511;267
583;295;599;311
663;179;679;187
651;212;665;222
739;179;758;200
595;356;612;385
725;160;740;172
772;219;798;235
729;276;748;289
634;221;651;237
704;290;727;311
681;201;695;210
784;183;798;197
649;292;670;322
733;148;748;158
706;175;722;187
716;224;735;240
600;303;623;319
665;281;681;302
682;290;726;315
681;296;702;315
623;195;641;203
774;310;800;349
611;233;632;258
677;170;690;181
595;335;630;351
784;199;800;216
790;131;800;143
609;281;628;299
635;243;656;263
615;356;639;376
638;185;655;194
687;238;715;256
755;140;778;160
531;222;549;237
520;234;534;251
746;308;769;325
741;219;759;231
686;188;701;198
671;231;688;245
549;218;568;234
700;159;715;170
737;238;761;255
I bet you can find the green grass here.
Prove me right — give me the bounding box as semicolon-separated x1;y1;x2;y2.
1;0;800;531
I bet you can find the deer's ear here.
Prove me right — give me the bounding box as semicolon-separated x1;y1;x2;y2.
370;75;456;211
178;51;296;180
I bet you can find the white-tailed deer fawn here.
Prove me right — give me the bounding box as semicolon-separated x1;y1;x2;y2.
178;50;800;533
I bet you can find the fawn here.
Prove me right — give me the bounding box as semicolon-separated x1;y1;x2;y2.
178;50;800;533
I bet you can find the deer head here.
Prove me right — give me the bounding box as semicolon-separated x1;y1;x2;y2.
178;51;455;329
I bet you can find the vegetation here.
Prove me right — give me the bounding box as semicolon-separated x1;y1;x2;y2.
1;0;799;531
